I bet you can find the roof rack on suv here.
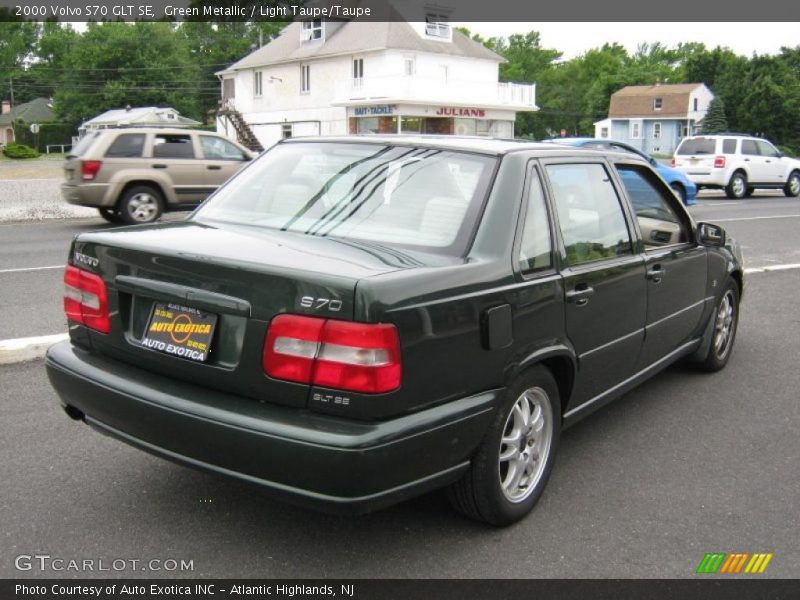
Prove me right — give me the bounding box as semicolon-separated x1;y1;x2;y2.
700;132;754;137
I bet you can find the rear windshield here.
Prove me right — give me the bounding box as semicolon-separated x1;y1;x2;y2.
68;133;100;157
676;138;716;155
193;142;497;255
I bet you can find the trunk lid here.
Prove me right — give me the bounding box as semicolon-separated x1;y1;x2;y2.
70;220;436;408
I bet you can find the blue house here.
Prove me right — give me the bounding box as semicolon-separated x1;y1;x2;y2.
594;83;713;156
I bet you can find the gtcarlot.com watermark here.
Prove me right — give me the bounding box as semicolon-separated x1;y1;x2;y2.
15;554;194;573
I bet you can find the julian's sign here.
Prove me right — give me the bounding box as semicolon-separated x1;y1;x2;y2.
435;107;486;117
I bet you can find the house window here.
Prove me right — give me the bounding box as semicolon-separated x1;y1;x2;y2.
425;13;451;38
353;58;364;88
600;127;609;138
281;124;292;139
404;56;416;76
654;97;662;110
254;71;262;97
301;20;323;42
693;98;698;111
440;65;448;84
630;121;641;139
653;122;661;139
681;125;689;137
300;64;310;94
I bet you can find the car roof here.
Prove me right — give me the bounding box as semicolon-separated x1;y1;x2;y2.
95;127;215;135
281;134;649;160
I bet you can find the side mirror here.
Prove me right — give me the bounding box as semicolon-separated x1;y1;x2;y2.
697;222;726;247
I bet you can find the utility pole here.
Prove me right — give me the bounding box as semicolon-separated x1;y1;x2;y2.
9;77;14;105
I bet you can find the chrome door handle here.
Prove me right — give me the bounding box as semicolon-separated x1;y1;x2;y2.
566;285;595;306
646;265;667;283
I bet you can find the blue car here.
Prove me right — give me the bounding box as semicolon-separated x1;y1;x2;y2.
543;138;697;206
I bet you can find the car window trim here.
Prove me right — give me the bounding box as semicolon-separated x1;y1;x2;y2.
538;156;640;271
511;160;557;281
610;159;698;250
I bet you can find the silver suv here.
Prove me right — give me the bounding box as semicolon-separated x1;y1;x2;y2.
62;128;254;224
673;134;800;199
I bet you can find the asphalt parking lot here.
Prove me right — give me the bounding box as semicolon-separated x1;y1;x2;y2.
1;192;798;578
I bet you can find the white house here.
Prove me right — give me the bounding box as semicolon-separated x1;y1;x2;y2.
594;83;713;155
78;106;201;138
216;18;538;150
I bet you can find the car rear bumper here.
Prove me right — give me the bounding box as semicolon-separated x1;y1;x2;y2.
62;183;115;207
45;341;498;513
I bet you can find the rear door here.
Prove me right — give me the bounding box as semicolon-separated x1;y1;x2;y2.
198;134;251;191
541;159;646;410
150;132;208;205
613;162;707;368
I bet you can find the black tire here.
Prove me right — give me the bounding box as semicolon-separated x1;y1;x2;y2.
725;171;748;199
97;207;122;223
670;182;686;205
118;185;164;225
784;170;800;197
695;279;740;372
447;365;560;526
744;186;755;198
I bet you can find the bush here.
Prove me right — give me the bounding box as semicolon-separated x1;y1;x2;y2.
2;142;41;159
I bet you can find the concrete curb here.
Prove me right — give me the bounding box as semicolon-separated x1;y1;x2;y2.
0;333;69;365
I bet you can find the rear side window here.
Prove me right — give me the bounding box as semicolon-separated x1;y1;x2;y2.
546;163;632;265
676;138;715;155
741;140;759;156
518;168;552;275
104;133;146;158
153;134;194;159
722;139;737;154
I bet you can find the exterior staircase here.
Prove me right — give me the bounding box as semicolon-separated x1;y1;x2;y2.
218;105;264;153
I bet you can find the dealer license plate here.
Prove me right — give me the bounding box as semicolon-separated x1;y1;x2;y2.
142;302;218;362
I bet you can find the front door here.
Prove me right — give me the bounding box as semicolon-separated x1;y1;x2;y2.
614;163;707;367
543;161;647;411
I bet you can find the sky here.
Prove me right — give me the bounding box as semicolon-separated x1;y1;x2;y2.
453;22;800;59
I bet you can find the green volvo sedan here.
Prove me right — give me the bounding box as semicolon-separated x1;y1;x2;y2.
46;136;743;525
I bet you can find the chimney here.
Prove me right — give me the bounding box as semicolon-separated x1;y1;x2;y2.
1;100;10;115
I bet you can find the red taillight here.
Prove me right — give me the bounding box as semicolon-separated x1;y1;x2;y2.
63;265;110;333
81;160;102;181
714;156;726;168
670;158;676;167
263;314;401;394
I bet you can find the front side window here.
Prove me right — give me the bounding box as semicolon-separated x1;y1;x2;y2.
756;140;780;157
153;134;194;159
546;163;632;265
194;143;497;254
615;165;689;247
105;133;145;158
518;168;552;274
201;136;246;161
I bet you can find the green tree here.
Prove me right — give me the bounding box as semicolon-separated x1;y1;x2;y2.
701;96;728;133
0;17;38;102
48;21;204;124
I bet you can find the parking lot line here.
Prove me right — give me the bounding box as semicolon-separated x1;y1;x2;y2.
0;265;63;274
